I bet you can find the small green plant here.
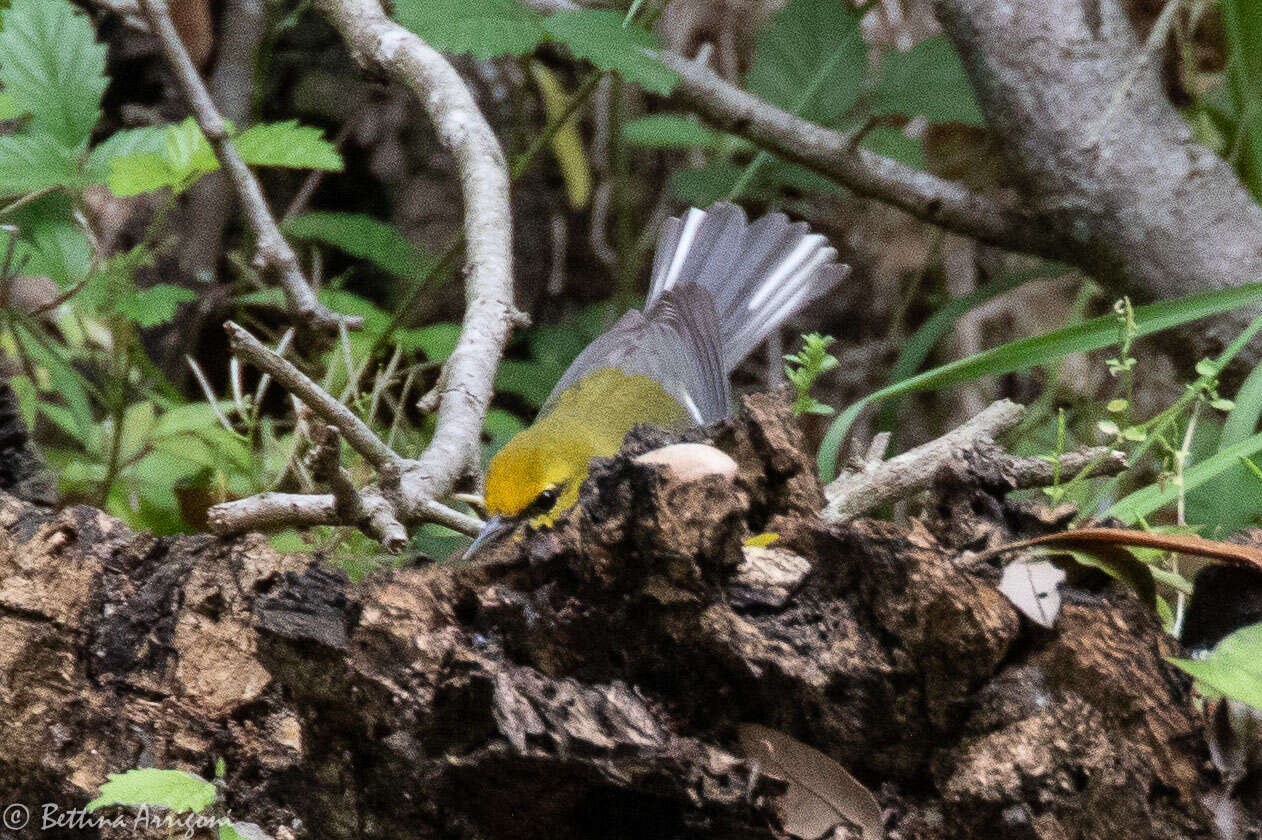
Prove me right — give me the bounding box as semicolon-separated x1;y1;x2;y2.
1041;408;1069;504
87;765;254;840
785;333;839;416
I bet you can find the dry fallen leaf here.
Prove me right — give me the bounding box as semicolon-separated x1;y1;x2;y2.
998;559;1066;628
994;527;1262;569
738;723;883;840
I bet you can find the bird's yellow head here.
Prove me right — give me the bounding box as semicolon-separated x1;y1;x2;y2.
466;368;692;559
483;423;586;527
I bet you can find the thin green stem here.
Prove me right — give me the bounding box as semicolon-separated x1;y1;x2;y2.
1077;309;1262;521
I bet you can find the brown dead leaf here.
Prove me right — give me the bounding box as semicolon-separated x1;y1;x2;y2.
996;528;1262;571
738;723;883;840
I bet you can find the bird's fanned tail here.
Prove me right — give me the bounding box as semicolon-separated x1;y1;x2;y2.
648;202;850;371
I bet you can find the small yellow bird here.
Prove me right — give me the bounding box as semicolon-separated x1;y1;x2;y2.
469;202;848;554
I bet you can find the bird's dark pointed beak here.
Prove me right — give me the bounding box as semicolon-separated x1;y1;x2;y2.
463;514;514;560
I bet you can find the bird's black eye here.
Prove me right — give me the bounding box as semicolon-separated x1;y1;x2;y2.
524;483;562;517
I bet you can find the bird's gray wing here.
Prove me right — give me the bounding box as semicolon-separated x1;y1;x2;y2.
543;283;730;424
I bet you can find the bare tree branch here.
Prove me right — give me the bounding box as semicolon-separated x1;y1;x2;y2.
137;0;353;336
206;0;517;548
658;51;1062;259
313;0;519;501
224;322;400;472
935;0;1262;377
822;400;1127;521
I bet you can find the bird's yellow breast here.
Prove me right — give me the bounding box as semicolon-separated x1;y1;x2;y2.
484;368;692;524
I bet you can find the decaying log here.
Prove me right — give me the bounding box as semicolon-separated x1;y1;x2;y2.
0;395;1235;839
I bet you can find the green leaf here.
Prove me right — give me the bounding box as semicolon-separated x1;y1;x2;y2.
0;0;108;148
106;152;181;197
117;284;197;327
1168;622;1262;710
495;358;559;408
746;0;865;126
1184;416;1260;534
671;158;838;206
483;407;525;459
1224;362;1262;444
819;279;1262;479
0;90;21;121
621;115;720;149
1107;430;1262;523
106;119;343;197
873;36;983;125
10;192;90;285
283;212;432;280
394;322;461;359
0;131;79;195
859;125;925;170
83;125;171;184
543;10;678;95
10;317;93;441
1221;0;1262;197
392;0;546;59
233;121;345;171
86;768;217;813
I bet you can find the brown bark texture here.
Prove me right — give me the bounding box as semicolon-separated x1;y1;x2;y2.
0;394;1233;839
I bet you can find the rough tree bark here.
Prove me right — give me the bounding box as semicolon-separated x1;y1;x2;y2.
935;0;1262;378
0;395;1238;840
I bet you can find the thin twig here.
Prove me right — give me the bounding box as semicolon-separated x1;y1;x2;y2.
224;321;401;472
138;0;354;337
822;400;1128;521
657;51;1059;259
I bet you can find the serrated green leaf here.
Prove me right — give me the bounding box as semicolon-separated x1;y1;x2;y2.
621;115;719;149
86;768;216;813
117;284;197;327
543;10;678;95
0;0;108;148
1169;622;1262;710
107;118;342;197
746;0;865;126
873;36;983;125
234;121;344;171
0;131;79;195
283;212;431;280
392;0;546;59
